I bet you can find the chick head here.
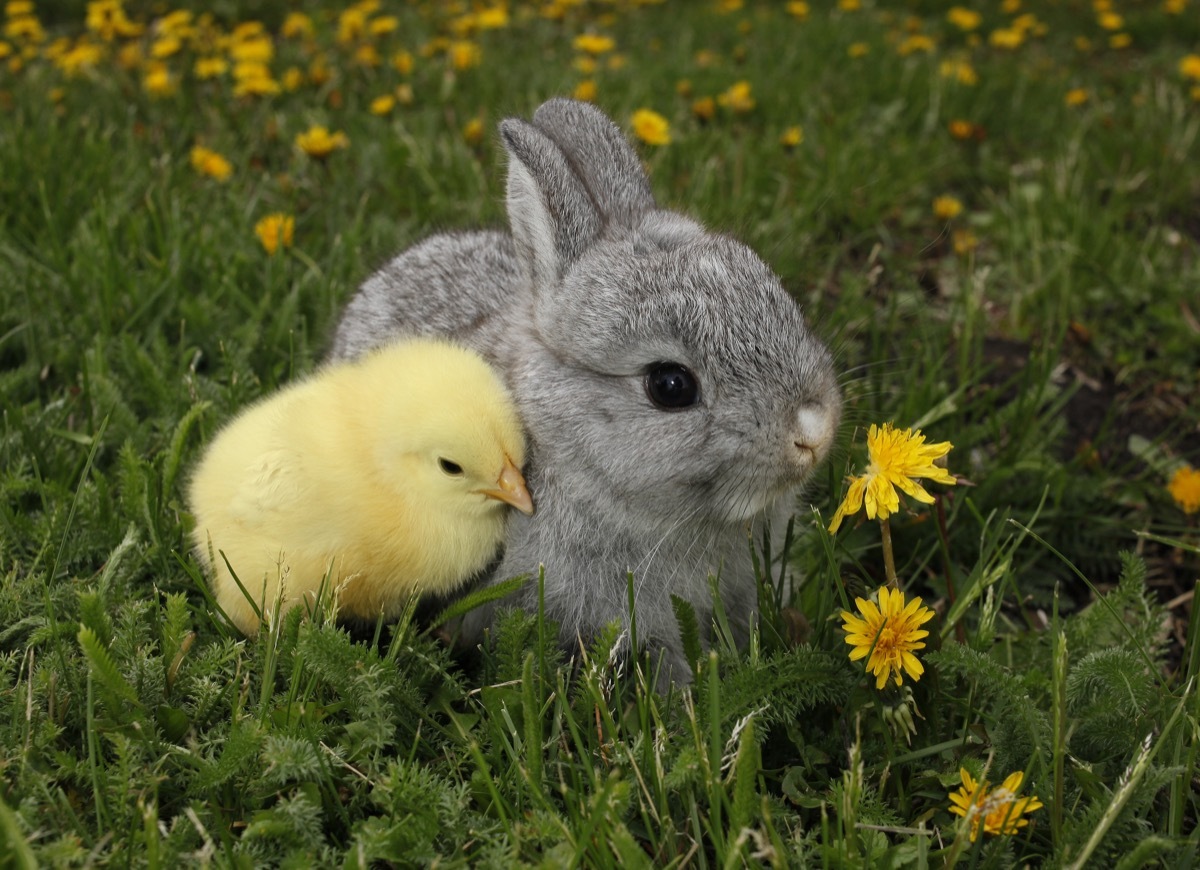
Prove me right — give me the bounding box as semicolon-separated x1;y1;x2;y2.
369;339;533;517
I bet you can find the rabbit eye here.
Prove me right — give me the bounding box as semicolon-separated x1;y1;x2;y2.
438;458;464;476
645;363;700;410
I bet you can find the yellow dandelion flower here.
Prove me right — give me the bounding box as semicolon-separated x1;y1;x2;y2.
787;2;810;20
392;49;413;74
463;116;485;145
948;119;976;140
841;586;934;690
194;56;228;79
838;0;861;10
308;56;332;86
952;229;979;254
6;1;34;16
1109;32;1131;49
281;66;303;91
949;768;1043;841
336;8;367;45
631;108;671;146
394;82;414;105
1168;465;1200;514
448;40;480;70
1065;88;1089;106
142;62;175;97
780;125;803;148
280;12;313;40
933;195;963;220
828;423;955;533
369;94;394;115
190;146;232;181
1097;11;1123;29
0;41;10;59
989;27;1023;49
573;33;615;55
717;80;754;113
676;78;693;97
150;35;181;59
4;14;44;43
295;125;349;159
1002;0;1021;11
848;42;870;58
354;43;381;67
255;213;294;255
898;34;935;56
56;40;104;76
229;35;273;65
1165;0;1187;13
477;7;509;29
1180;54;1200;80
947;7;981;30
691;96;715;122
369;16;399;36
940;59;978;85
573;78;596;101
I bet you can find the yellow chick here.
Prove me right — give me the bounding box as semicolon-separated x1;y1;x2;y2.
188;338;533;635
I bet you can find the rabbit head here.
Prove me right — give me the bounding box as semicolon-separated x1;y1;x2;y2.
500;101;841;532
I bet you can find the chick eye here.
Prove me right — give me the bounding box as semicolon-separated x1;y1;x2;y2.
645;362;700;410
438;458;464;476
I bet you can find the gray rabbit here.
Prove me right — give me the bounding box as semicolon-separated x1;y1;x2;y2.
329;99;841;680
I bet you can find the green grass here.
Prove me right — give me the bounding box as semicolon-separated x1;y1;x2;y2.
2;0;1200;866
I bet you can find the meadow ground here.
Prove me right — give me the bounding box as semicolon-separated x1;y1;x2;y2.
1;0;1199;866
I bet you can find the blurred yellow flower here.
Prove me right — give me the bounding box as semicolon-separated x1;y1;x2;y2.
940;59;978;85
607;54;627;71
194;56;228;79
1168;465;1200;514
280;12;313;40
573;78;596;101
6;1;33;14
573;33;614;55
947;7;981;30
948;119;976;139
392;49;413;74
463;116;485;145
232;63;280;97
952;229;979;254
838;0;861;10
1097;11;1123;29
354;43;381;67
841;586;934;690
949;769;1043;841
717;79;754;113
828;423;955;532
1165;0;1187;12
631;108;671;146
255;213;294;255
295;125;349;158
0;41;10;59
1109;32;1131;49
281;66;303;91
933;195;963;220
56;40;104;76
449;40;481;70
4;14;44;43
780;125;804;148
848;42;870;58
150;35;181;58
369;16;399;36
989;27;1023;49
692;96;715;122
1065;88;1089;106
87;0;142;41
190;146;232;181
787;2;810;20
675;78;693;97
1002;0;1021;11
395;82;414;105
476;8;509;29
716;0;743;11
142;62;175;96
1180;54;1200;80
898;34;935;56
370;94;395;115
230;35;273;65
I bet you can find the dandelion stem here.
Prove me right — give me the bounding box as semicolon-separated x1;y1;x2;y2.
879;518;899;589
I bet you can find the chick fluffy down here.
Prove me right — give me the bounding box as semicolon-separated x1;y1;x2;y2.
188;338;528;635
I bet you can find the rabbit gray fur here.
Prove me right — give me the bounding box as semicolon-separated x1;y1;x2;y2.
329;98;841;680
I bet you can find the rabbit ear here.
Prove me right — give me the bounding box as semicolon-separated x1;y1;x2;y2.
499;117;602;290
531;98;656;224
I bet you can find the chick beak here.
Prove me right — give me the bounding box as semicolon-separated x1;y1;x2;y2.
479;456;534;515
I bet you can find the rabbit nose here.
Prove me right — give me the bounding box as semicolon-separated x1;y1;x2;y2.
793;405;834;461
